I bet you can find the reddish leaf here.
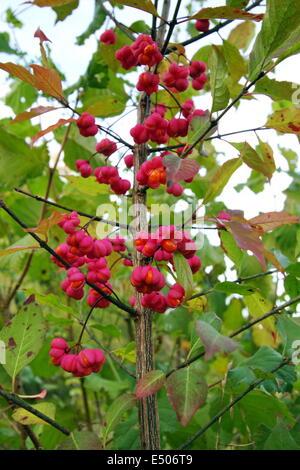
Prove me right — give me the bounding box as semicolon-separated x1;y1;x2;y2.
10;106;61;124
30;118;75;147
34;27;52;43
135;370;166;399
265;107;300;134
166;366;207;426
30;64;63;99
195;320;240;360
23;211;65;236
162;154;200;183
27;0;75;6
249;211;299;232
0;62;36;87
190;6;264;21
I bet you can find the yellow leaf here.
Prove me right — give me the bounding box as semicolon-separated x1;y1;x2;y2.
0;246;40;257
23;211;65;237
12;402;56;426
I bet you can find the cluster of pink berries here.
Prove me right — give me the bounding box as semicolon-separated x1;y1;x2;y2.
136;154;195;196
135;225;201;272
115;34;163;70
51;211;128;307
76;113;98;137
162;61;207;93
49;338;105;377
74;135;131;195
130;97;205;148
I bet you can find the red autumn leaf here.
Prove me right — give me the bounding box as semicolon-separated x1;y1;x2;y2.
162;154;200;183
34;27;52;43
23;211;65;236
135;370;166;399
30;118;75;147
10;106;61;124
249;211;299;232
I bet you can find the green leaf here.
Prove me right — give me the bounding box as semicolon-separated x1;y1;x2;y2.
223;298;244;330
277;316;300;355
264;423;299;450
241;346;282;372
254;76;297;102
135;370;166;399
213;281;255;296
59;431;102;450
195;320;240;360
76;3;106;45
202;158;242;205
286;262;300;276
265;107;300;134
91;324;121;338
166;364;208;426
64;175;108;196
249;0;300;80
239;141;275;179
0;32;19;55
228;21;256;51
173;251;194;299
52;0;79;22
83;96;127;118
219;230;244;267
209;45;230;113
103;394;136;445
0;298;46;386
226;0;250;8
6;8;23;28
222;40;247;84
12;403;55;426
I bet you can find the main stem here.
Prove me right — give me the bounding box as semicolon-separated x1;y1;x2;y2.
133;91;160;450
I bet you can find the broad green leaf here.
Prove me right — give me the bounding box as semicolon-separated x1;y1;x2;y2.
228;366;256;387
114;0;159;17
202;158;242;205
195;320;240;360
91;324;121;338
0;32;20;55
103;394;136;445
222;40;247;84
223;298;244;330
219;230;244;267
254;76;297;102
190;6;264;21
166;365;207;426
276;315;300;355
0;299;46;386
12;403;55;426
226;0;250;7
265;107;300;134
173;251;194;299
249;0;300;80
23;290;74;316
5;80;38;114
213;281;255;296
59;431;102;450
264;423;299;450
209;45;230;113
286;262;300;276
228;21;256;51
243;292;275;339
65;175;108;196
241;346;282;372
135;370;166;399
239;141;275;179
284;275;300;298
83;97;127;118
0;127;48;190
53;0;79;22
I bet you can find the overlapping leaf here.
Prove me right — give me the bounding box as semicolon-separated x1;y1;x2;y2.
190;6;264;21
195;320;240;360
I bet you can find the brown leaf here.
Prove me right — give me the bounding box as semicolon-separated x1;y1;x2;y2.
23;211;65;236
10;106;61;124
264;250;285;274
249;211;299;232
30;64;63;99
0;62;36;87
30;118;75;147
